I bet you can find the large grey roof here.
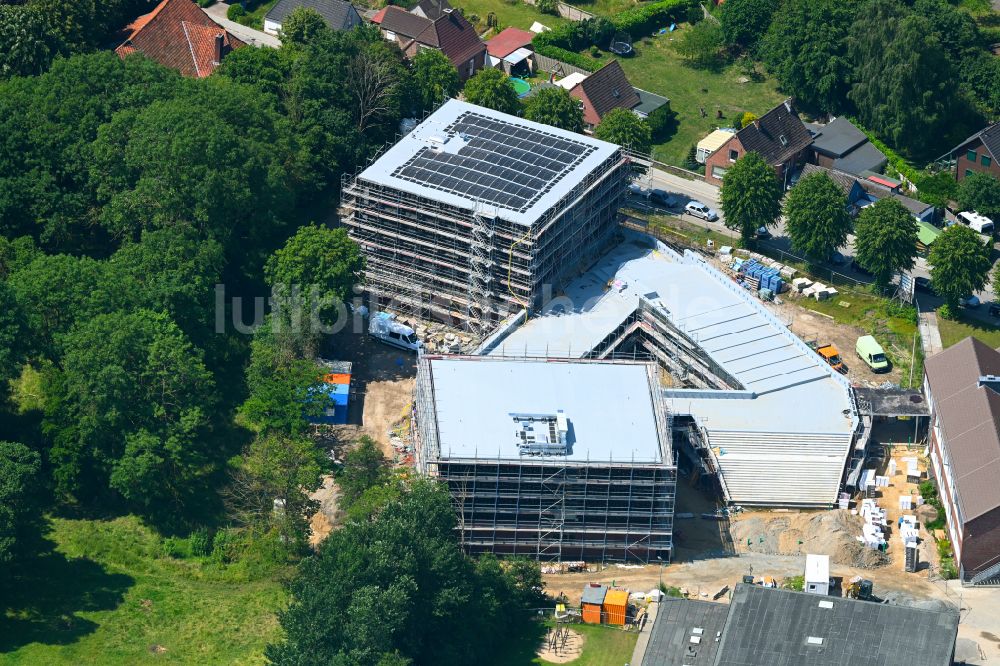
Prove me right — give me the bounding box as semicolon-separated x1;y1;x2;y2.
265;0;361;29
425;357;667;462
355;99;620;226
831;141;887;176
924;337;1000;521
641;597;729;666
714;585;958;666
808;117;867;158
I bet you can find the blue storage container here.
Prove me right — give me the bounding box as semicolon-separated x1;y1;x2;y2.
331;382;349;396
332;404;348;424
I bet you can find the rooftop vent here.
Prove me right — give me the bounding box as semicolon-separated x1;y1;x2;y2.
511;411;569;456
818;600;834;609
807;636;824;646
779;134;788;146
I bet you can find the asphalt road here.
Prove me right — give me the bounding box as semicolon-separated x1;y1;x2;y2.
633;168;1000;324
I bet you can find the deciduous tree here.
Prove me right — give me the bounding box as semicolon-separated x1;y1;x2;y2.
279;7;329;46
853;198;918;289
720;152;782;243
784;172;851;264
411;48;460;114
673;20;725;69
594;108;652;153
339;436;389;509
462;68;520;116
719;0;779;51
523;86;583;133
0;441;42;568
0;5;66;79
928;224;993;312
957;172;1000;219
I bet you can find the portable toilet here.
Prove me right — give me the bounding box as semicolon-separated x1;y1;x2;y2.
602;588;629;626
805;554;830;595
581;583;607;624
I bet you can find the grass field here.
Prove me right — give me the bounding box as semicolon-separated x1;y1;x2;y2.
1;517;287;665
617;25;784;166
233;0;279;30
937;313;1000;349
450;0;570;31
496;620;639;665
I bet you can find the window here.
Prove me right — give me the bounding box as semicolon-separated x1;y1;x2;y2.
468;58;475;77
384;30;396;41
728;149;739;162
983;155;992;167
966;169;974;178
712;166;728;179
967;149;978;161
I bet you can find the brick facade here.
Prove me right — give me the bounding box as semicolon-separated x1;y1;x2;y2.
955;137;1000;183
704;135;804;187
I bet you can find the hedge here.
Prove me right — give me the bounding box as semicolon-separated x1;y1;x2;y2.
613;0;692;38
534;45;601;71
533;0;693;55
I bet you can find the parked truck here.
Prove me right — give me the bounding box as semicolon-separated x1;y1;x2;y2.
855;335;889;373
815;343;847;374
368;312;422;352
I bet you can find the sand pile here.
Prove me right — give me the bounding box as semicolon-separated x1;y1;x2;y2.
730;510;889;568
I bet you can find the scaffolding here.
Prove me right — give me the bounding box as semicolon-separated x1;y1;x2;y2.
339;143;631;331
414;356;676;563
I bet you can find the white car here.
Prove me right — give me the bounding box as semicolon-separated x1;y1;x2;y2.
685;201;719;221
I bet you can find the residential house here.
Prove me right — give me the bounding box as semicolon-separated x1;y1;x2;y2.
263;0;361;36
924;337;1000;585
696;128;736;164
411;0;452;20
485;27;535;75
944;121;1000;183
115;0;244;78
704;99;812;186
642;585;958;666
567;60;667;132
806;116;887;176
376;5;486;80
799;164;935;223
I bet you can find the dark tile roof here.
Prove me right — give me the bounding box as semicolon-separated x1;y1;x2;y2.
715;585;958;666
379;6;432;39
417;10;485;66
735;99;812;165
569;60;640;126
486;27;535;58
831;141;887;176
800;163;860;196
809;117;867;158
801;164;931;216
951;120;1000;161
634;88;669;115
265;0;361;30
925;337;1000;521
641;597;729;666
115;0;244;77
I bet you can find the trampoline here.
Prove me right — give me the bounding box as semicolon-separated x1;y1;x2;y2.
511;77;532;97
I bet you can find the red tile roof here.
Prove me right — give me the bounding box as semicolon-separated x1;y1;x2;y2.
569;60;640;126
370;6;388;23
115;0;244;78
486;27;534;58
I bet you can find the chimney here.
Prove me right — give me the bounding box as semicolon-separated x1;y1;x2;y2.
784;98;793;113
752;119;761;130
214;33;224;64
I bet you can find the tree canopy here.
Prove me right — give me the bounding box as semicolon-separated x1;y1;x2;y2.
720;152;783;243
928;224;993;312
853;198;918;289
462;68;521;115
593;108;652;153
957;173;1000;219
338;436;389;510
673;20;725;70
522;86;584;133
784;172;851;264
266;478;543;666
411;48;460;114
0;441;42;569
719;0;779;51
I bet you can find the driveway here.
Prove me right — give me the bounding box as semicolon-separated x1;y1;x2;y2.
204;1;281;48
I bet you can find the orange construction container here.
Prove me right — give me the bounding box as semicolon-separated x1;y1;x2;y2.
602;589;629;626
323;373;351;386
580;583;607;624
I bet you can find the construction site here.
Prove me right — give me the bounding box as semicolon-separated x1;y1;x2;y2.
413;355;676;563
340;99;632;336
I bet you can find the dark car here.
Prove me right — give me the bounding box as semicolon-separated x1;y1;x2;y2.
915;276;935;296
989;302;1000;318
754;226;772;240
851;259;872;276
648;188;677;208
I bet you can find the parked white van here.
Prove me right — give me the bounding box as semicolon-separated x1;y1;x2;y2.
369;312;422;352
957;210;995;235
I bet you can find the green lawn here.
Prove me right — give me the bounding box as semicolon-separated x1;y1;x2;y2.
616;25;784;166
496;620;638;665
233;0;280;30
937;313;1000;349
449;0;570;32
1;517;287;665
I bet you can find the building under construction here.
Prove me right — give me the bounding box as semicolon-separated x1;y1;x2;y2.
414;355;676;563
340;99;631;336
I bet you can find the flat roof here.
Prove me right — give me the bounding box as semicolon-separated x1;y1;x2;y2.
716;584;958;666
697;128;736;153
425;357;666;462
488;232;855;435
356;99;620;226
804;553;829;582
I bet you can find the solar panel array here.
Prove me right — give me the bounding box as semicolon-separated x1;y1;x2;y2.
390;111;597;213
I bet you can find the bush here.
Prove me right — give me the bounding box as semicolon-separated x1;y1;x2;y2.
198;0;214;6
686;4;703;24
190;527;212;557
227;3;246;19
940;558;958;580
537;0;560;15
162;536;191;559
213;527;242;563
614;0;693;38
659;583;684;597
589;45;601;57
783;575;805;591
534;45;598;71
936;538;953;560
